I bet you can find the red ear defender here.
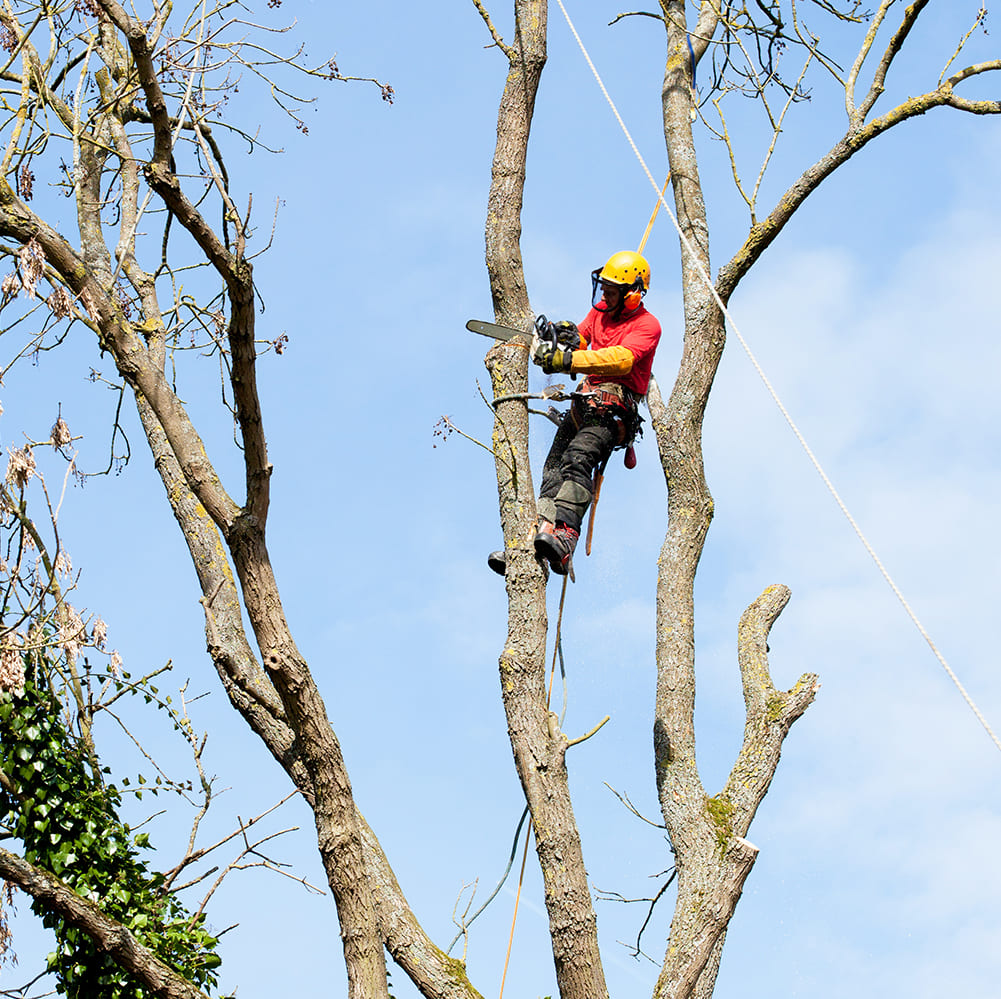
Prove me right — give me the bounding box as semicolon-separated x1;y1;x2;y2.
623;280;644;310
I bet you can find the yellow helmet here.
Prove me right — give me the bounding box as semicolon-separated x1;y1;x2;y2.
591;251;650;312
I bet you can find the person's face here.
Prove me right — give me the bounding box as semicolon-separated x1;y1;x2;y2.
601;281;622;310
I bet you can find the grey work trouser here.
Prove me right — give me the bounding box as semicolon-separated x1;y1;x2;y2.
537;405;622;532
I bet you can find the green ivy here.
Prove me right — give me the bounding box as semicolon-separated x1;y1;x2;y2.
0;679;223;998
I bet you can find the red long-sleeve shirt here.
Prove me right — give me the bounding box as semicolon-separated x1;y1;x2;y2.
572;303;662;396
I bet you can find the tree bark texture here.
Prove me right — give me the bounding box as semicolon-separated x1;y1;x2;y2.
650;6;819;996
482;3;609;997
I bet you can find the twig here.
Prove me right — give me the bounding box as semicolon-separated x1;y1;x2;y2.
566;714;610;748
940;6;990;86
603;782;666;829
191;812;324;919
450;879;478;964
595;866;677;961
163;790;301;887
470;0;513;58
476;380;518;490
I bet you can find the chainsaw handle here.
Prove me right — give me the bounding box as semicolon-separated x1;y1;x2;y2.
535;314;558;350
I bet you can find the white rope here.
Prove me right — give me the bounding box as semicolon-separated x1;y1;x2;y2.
553;0;1001;755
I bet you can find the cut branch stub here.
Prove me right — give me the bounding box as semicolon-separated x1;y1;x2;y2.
736;583;819;736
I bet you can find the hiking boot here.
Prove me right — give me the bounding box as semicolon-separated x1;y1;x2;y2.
534;521;579;576
487;549;549;580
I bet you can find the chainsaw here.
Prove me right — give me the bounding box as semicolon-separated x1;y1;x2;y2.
466;316;577;380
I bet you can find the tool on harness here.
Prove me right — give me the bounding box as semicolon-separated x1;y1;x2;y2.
570;380;644;452
543;405;564;427
585;453;610;557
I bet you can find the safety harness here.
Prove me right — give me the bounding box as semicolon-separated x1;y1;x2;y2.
570;376;644;453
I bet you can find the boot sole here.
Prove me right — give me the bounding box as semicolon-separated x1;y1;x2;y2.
487;550;550;580
534;535;570;575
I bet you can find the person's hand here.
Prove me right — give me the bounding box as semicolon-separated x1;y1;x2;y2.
532;340;574;374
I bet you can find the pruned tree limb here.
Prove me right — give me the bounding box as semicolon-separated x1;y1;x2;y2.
726;585;820;831
650;6;819;998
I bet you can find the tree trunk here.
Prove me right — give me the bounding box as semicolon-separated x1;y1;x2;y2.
482;2;609;996
650;6;819;995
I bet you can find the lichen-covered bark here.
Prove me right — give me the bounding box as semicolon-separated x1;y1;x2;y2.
653;0;725;857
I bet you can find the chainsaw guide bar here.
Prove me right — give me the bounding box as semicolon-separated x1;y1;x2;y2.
465;319;531;341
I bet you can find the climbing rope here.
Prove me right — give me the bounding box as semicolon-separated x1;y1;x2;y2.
553;0;1001;754
637;172;671;255
446;805;529;956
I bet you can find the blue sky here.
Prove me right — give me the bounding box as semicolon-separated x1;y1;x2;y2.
2;2;1000;998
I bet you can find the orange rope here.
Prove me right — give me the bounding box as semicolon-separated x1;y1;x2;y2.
637;172;671;253
497;819;533;999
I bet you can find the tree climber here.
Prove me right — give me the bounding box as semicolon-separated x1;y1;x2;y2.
489;250;662;577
